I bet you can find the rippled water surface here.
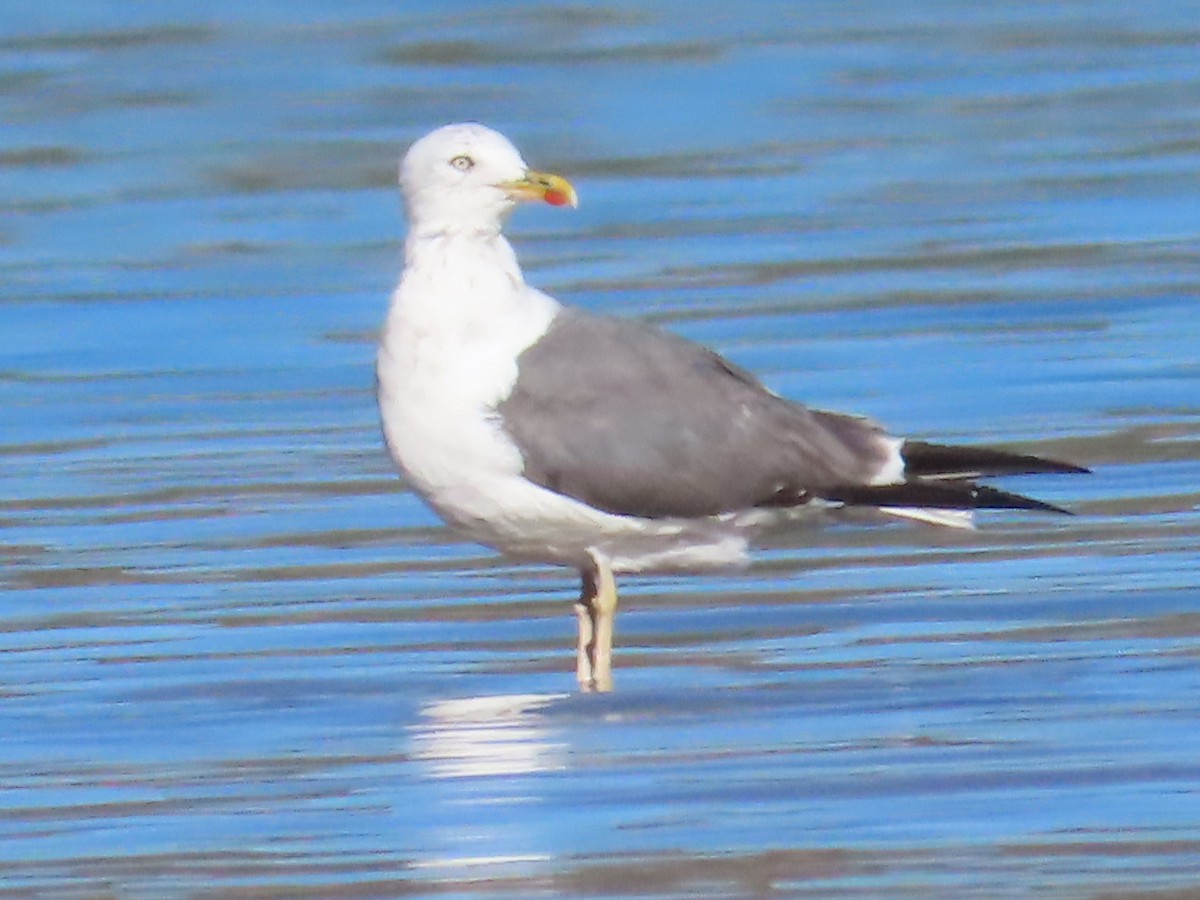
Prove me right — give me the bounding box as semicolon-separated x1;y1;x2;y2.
3;1;1200;896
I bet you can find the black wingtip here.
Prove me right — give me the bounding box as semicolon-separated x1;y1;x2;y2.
971;484;1074;515
825;481;1075;514
902;441;1090;479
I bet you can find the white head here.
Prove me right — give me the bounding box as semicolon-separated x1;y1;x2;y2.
399;123;577;238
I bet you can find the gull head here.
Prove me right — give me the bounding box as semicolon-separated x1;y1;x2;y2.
400;123;577;237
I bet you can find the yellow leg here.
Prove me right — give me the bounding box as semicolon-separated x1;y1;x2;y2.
574;593;595;688
575;551;619;692
589;552;618;692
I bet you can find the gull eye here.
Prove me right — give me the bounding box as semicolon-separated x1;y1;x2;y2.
449;154;474;172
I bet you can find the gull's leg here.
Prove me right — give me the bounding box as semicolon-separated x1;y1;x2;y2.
574;552;619;692
584;550;618;693
574;569;597;689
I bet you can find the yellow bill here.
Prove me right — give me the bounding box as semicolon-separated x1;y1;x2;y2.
500;170;578;208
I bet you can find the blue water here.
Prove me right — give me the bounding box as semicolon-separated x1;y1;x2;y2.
3;1;1199;896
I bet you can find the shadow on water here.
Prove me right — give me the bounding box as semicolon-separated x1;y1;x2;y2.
2;0;1200;896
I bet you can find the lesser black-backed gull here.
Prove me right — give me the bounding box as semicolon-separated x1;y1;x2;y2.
376;123;1087;691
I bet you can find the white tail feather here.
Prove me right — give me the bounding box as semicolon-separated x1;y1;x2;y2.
880;506;976;529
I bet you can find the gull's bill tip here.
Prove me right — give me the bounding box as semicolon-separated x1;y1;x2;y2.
500;170;578;208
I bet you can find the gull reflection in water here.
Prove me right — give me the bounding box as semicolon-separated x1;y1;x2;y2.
411;692;570;779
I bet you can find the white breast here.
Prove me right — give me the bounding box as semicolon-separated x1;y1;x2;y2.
377;233;757;572
377;235;554;510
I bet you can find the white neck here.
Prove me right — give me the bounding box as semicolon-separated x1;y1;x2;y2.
404;229;521;284
385;230;560;354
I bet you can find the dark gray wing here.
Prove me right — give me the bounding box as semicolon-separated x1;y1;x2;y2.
496;309;893;519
